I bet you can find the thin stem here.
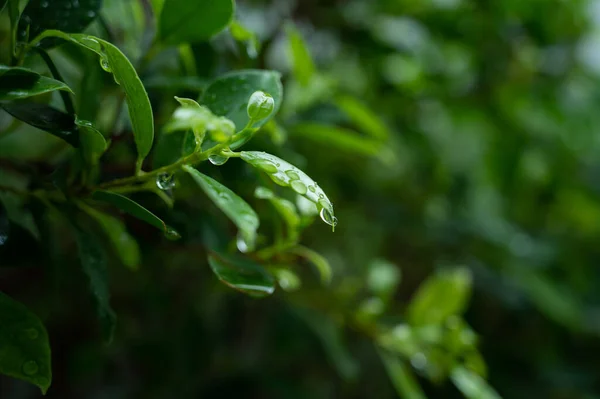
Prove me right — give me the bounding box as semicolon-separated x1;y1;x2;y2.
95;143;229;190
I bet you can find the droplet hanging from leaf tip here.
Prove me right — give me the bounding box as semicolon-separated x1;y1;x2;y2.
209;154;229;166
164;226;181;240
319;208;338;231
156;173;175;190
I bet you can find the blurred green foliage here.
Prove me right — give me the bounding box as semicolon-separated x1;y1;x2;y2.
2;0;600;398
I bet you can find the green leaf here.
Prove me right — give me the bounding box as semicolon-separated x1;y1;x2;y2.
201;69;283;130
18;0;102;44
158;0;234;45
70;221;117;342
152;130;195;169
0;0;7;14
0;65;73;101
291;122;383;157
407;268;472;326
31;47;76;114
91;190;176;238
79;203;141;270
288;245;332;285
0;292;52;394
451;366;502;399
254;186;300;238
334;95;390;140
0;102;80;147
32;31;154;166
76;118;107;166
166;97;234;145
183;165;259;252
377;349;426;399
207;252;275;297
240;151;337;230
285;23;315;86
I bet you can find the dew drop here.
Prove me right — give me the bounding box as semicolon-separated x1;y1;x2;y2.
0;232;7;246
218;192;231;201
291;180;307;195
156;173;175;190
256;160;277;174
164;227;181;240
319;208;338;231
285;170;300;180
41;1;49;7
308;185;316;193
270;174;287;187
99;58;111;72
24;328;39;340
22;361;38;376
87;10;96;18
209;154;229;166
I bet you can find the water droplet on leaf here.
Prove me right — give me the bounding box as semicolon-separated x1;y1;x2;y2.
100;58;111;72
270;174;287;186
164;227;181;240
257;161;278;174
291;180;307;195
319;208;338;231
22;361;38;376
308;185;316;193
209;154;229;166
156;173;175;190
285;170;300;180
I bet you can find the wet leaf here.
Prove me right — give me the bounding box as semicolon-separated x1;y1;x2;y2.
32;31;154;165
201;69;283;130
76;118;107;166
240;151;336;230
0;292;52;394
183;165;259;252
407;268;472;326
18;0;102;45
207;252;275;297
0;102;80;147
159;0;234;45
91;190;170;235
0;65;73;101
285;23;315;86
